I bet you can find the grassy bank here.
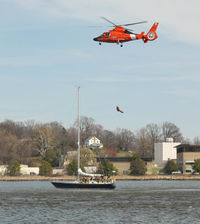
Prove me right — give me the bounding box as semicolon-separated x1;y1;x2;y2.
1;175;200;181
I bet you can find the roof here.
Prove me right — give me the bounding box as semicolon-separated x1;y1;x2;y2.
96;157;152;162
85;136;100;141
176;144;200;153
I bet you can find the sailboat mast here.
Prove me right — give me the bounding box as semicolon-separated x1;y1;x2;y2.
77;86;80;181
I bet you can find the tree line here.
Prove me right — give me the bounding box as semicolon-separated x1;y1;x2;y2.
0;117;193;167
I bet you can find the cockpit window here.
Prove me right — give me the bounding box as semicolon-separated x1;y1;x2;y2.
105;33;110;36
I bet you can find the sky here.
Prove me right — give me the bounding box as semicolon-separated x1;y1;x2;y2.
0;0;200;140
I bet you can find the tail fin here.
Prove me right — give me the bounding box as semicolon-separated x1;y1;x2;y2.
143;22;159;43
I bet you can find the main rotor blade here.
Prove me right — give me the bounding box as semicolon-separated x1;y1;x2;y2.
101;17;117;26
126;28;134;31
125;29;137;35
88;26;104;27
122;21;148;26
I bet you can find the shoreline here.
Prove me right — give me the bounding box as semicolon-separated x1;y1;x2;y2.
1;175;200;181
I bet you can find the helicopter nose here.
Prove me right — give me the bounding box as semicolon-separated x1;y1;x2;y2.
93;37;98;41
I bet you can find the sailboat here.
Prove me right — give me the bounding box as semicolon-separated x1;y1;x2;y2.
51;87;116;189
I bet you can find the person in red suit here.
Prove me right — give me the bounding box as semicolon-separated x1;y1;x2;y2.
116;106;124;113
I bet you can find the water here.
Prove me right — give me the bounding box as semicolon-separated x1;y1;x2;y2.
1;180;200;224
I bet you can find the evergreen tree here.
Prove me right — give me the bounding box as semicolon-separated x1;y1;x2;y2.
97;159;118;176
66;159;85;176
129;154;146;175
66;159;78;176
163;159;178;174
39;160;52;176
44;149;59;167
7;160;21;176
192;159;200;173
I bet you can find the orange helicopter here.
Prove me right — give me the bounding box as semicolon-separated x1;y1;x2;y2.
93;17;159;47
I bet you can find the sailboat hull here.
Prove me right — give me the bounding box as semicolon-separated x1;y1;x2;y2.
51;181;116;189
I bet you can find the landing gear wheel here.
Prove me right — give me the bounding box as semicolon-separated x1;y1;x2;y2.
120;44;123;47
99;42;101;45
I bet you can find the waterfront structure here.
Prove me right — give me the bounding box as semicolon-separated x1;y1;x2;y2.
84;166;97;174
0;165;7;175
52;168;64;175
0;164;39;176
20;165;39;175
154;138;181;167
176;144;200;174
85;136;103;149
97;157;153;175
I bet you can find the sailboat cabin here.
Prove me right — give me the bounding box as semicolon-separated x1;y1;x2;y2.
85;136;103;149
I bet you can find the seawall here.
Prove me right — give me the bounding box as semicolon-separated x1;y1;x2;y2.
1;175;200;181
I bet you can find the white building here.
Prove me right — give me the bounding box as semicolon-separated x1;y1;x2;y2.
0;164;39;176
85;136;103;149
0;165;7;175
84;166;97;174
52;168;64;175
154;138;181;167
20;165;39;175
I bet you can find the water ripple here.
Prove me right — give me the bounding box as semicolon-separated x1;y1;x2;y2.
0;180;200;223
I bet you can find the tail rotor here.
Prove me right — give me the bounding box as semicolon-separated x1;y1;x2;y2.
142;22;159;43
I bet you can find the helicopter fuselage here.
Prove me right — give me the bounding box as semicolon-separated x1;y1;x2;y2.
93;26;137;43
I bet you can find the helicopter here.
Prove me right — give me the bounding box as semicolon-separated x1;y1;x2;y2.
93;17;159;47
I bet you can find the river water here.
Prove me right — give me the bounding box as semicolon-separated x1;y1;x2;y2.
0;180;200;224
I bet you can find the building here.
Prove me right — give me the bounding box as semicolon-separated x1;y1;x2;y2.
0;164;39;176
154;138;181;167
85;136;103;149
97;157;153;175
176;144;200;174
0;165;7;176
20;165;39;175
52;168;64;175
84;166;97;174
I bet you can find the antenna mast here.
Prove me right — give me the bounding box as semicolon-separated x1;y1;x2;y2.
77;87;80;181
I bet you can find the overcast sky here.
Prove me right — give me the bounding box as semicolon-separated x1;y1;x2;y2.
0;0;200;140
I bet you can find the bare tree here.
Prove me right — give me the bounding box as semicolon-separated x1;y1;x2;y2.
0;118;187;165
0;129;22;163
0;120;25;139
115;128;135;151
134;128;152;158
23;120;37;138
100;130;117;148
193;136;200;144
145;123;162;158
146;123;162;143
92;124;103;138
33;126;56;158
67;127;78;149
73;116;104;146
161;122;183;142
74;116;95;145
182;137;191;144
80;147;96;166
